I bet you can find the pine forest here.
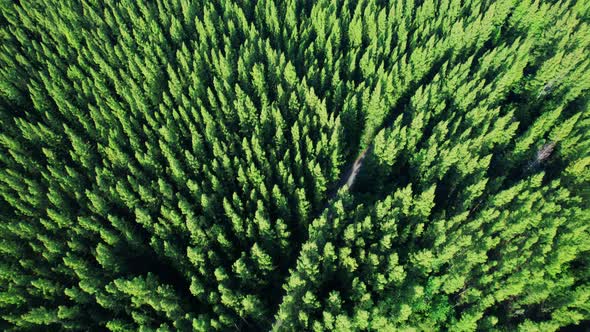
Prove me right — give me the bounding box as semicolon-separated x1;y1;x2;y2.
1;0;590;331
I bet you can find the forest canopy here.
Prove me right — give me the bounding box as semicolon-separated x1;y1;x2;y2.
1;0;589;331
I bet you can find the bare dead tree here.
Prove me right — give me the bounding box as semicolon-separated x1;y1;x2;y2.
536;74;564;99
526;141;556;171
536;141;556;163
345;146;370;189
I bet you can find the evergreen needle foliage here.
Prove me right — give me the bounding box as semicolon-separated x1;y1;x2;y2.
1;0;589;331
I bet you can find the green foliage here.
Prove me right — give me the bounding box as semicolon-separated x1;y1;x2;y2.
1;0;589;331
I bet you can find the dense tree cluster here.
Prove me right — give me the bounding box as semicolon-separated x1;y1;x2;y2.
0;0;589;331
